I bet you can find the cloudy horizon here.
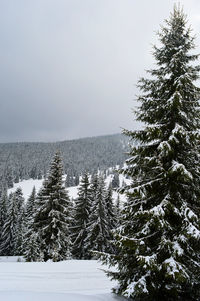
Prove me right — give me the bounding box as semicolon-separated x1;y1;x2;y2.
1;0;200;143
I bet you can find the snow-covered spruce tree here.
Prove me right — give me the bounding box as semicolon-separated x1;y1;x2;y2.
33;151;72;261
14;187;25;255
104;183;118;254
0;188;8;247
24;232;43;262
24;186;38;261
72;172;93;259
90;172;99;199
85;175;112;256
25;186;36;222
105;183;117;231
0;193;18;255
115;193;122;227
24;179;49;261
100;6;200;301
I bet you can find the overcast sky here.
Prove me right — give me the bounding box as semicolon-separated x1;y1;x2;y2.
0;0;200;142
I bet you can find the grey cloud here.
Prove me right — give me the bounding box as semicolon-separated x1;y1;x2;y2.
0;0;199;142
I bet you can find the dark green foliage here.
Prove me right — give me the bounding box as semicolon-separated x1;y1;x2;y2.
101;6;200;301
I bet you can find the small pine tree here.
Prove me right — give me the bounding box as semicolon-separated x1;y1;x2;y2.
100;6;200;301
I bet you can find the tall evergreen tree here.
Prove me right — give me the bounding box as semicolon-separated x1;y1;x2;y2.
115;193;122;227
104;184;118;254
72;172;93;259
24;186;38;261
100;6;200;301
25;186;36;221
0;188;8;248
105;184;117;231
33;152;72;261
14;188;25;255
90;172;99;201
85;175;111;255
0;193;18;255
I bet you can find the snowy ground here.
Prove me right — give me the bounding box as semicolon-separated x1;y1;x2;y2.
0;258;125;301
8;175;128;204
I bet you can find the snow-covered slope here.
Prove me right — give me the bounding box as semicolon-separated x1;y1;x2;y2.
8;177;78;200
0;259;125;301
8;175;128;203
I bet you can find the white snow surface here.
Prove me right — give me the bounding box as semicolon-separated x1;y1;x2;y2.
8;175;127;204
0;258;125;301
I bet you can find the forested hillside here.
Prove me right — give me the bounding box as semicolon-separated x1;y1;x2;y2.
0;134;128;188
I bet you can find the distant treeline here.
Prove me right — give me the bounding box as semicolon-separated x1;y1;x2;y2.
0;134;128;189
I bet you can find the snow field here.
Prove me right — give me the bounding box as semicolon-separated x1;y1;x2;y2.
8;174;128;203
0;259;125;301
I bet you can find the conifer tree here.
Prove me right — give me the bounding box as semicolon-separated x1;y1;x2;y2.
0;188;8;247
14;188;25;255
24;232;43;262
85;175;111;255
90;172;98;200
104;184;118;254
0;193;18;255
24;186;38;260
72;172;93;259
33;152;72;261
115;193;122;227
25;186;36;222
100;6;200;301
105;184;117;231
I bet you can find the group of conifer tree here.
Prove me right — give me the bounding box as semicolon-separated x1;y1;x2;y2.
0;152;120;262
